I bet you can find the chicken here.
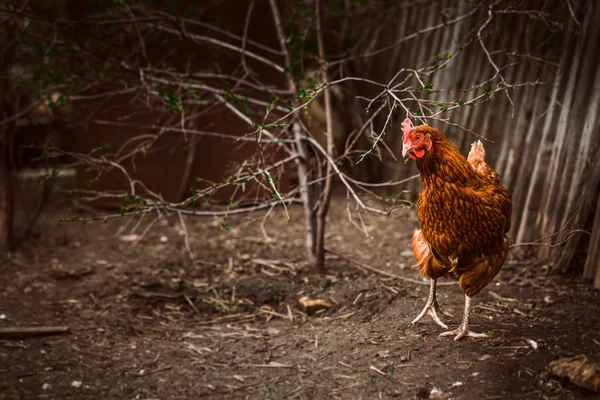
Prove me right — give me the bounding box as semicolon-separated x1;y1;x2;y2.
401;119;512;340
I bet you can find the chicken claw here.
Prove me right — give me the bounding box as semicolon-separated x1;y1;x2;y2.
410;278;451;329
439;326;488;341
410;301;449;329
439;294;487;341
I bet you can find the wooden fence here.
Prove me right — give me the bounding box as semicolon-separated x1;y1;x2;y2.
315;0;600;286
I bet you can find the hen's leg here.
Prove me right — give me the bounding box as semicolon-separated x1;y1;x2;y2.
410;278;451;329
440;294;487;341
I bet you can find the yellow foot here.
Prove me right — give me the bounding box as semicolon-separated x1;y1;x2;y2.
439;325;488;341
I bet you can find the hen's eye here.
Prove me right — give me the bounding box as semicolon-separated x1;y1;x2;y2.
415;134;422;141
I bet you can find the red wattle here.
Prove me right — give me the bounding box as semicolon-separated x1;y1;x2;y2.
414;148;425;158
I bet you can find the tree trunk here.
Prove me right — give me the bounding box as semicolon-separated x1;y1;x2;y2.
269;0;317;266
313;0;334;273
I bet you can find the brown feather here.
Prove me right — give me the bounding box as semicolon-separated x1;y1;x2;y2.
410;126;512;297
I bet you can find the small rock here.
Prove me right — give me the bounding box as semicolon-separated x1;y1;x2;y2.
429;387;446;399
159;236;168;243
119;234;140;243
525;339;538;350
42;383;51;390
451;381;464;388
376;350;390;358
207;384;216;391
0;314;6;319
71;381;82;388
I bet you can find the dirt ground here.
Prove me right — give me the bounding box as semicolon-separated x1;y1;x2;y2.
1;197;599;400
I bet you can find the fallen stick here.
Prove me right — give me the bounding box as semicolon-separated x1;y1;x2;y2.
0;326;70;340
325;248;456;286
242;362;294;368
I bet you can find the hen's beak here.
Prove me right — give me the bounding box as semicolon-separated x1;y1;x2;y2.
402;141;412;158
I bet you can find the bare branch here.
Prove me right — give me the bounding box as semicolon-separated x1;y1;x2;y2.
329;4;482;66
157;26;285;74
566;0;581;27
510;229;590;250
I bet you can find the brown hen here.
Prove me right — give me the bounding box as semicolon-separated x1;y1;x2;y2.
401;119;512;340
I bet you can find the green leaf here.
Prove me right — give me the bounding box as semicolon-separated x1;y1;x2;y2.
421;83;434;94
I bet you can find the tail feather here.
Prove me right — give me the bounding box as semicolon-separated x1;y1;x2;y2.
467;140;486;172
467;140;499;182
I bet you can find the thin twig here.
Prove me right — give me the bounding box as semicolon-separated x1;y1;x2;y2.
510;229;590;249
565;0;581;27
178;211;196;265
328;5;482;66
